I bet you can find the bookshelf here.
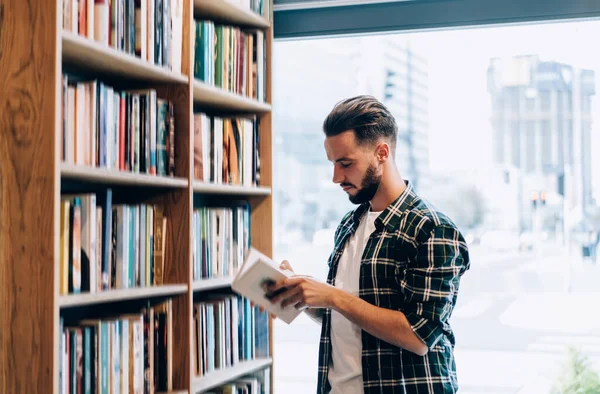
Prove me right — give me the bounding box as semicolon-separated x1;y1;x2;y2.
191;358;273;393
193;80;272;112
61;163;189;187
59;285;189;308
0;0;274;394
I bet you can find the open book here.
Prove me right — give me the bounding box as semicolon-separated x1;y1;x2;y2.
231;247;303;324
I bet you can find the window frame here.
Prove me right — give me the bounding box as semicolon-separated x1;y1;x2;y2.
273;0;600;39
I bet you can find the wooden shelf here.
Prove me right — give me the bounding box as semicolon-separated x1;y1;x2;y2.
193;80;271;113
62;31;188;83
1;0;275;392
61;163;189;188
59;285;188;308
192;358;273;393
193;181;271;196
194;0;270;29
193;276;233;292
158;391;188;394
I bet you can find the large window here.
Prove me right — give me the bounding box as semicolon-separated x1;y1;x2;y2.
272;20;600;394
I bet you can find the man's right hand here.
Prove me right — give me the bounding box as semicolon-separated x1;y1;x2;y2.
255;260;295;315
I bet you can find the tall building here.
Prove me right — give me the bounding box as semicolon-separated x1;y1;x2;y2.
355;37;431;196
272;40;360;242
487;55;595;230
272;37;431;243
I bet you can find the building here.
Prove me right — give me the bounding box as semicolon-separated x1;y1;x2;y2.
272;37;431;243
354;37;431;196
487;55;596;231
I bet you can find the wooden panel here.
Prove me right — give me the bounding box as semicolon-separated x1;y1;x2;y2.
264;22;275;394
152;70;193;390
59;285;188;308
0;0;60;393
247;21;274;394
155;83;193;181
61;163;188;188
192;276;233;292
192;181;271;196
193;80;272;113
191;358;273;393
182;0;193;79
183;0;196;390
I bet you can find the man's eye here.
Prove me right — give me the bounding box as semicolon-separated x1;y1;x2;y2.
340;162;352;168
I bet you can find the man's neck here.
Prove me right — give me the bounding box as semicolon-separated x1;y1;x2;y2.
369;167;406;212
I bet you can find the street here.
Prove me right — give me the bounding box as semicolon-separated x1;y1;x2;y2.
271;241;600;393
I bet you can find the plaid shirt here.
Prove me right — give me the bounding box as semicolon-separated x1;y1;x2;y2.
317;182;471;394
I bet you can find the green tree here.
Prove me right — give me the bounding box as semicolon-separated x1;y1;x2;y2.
432;183;487;230
551;347;600;394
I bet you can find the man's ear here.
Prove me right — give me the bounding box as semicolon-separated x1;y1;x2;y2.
375;143;390;162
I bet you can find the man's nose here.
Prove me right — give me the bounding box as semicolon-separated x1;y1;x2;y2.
332;166;343;184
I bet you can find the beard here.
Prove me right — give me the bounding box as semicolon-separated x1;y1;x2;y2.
343;164;382;205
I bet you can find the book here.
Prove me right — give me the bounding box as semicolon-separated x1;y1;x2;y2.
231;247;302;324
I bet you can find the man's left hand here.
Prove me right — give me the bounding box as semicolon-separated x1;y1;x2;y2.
267;276;339;310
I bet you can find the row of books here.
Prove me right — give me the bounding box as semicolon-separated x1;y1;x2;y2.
59;300;173;394
61;74;175;177
193;113;261;186
193;295;270;377
193;205;250;281
62;0;183;72
60;190;167;295
194;20;266;102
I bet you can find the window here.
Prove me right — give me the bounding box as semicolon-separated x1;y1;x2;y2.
540;90;552;111
273;20;600;394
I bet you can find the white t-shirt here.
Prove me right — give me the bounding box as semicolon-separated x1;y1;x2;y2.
328;208;380;394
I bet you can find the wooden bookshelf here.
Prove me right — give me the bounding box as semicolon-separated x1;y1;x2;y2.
192;276;233;292
61;163;189;188
192;181;271;196
191;358;273;393
158;391;189;394
193;80;272;113
1;0;274;393
191;1;274;392
59;285;189;308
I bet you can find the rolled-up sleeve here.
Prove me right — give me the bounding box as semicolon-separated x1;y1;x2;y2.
402;224;469;349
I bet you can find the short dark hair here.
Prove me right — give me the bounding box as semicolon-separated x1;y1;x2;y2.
323;95;397;153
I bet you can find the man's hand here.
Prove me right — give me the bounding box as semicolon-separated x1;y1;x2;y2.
267;275;339;310
254;260;295;316
279;260;294;274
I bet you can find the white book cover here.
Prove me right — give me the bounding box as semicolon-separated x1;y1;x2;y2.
232;247;303;324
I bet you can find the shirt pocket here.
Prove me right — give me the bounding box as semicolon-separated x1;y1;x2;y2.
359;234;405;309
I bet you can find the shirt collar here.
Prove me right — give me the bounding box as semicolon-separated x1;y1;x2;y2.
351;180;418;232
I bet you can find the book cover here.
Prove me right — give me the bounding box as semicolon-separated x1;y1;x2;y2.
232;247;303;324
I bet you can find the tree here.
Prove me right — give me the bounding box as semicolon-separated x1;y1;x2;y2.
551;347;600;394
432;183;487;231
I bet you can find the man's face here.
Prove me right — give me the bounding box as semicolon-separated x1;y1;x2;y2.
324;130;382;205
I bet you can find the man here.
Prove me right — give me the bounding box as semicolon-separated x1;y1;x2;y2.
267;95;471;394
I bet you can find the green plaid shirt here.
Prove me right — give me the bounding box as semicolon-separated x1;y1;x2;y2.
317;182;471;394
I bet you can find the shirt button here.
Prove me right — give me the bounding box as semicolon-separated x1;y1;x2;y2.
377;370;381;378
